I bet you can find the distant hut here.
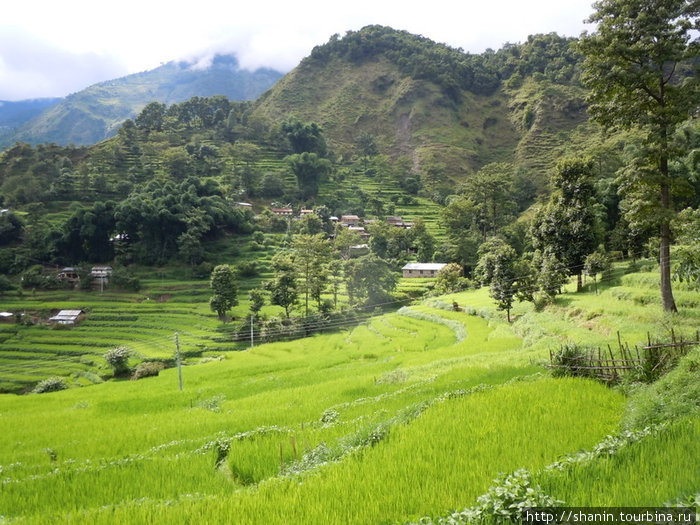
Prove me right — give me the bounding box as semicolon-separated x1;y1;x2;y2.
57;267;80;286
90;266;113;291
340;215;360;227
401;263;447;278
48;309;86;326
271;207;293;216
348;244;370;257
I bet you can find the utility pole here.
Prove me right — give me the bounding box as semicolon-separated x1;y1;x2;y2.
175;332;183;391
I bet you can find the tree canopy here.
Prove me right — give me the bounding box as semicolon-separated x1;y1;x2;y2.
579;0;699;311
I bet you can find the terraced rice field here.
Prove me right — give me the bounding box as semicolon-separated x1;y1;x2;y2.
0;268;697;523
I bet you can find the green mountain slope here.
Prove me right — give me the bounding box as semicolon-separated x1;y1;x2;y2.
6;55;282;148
251;26;588;186
0;98;63;148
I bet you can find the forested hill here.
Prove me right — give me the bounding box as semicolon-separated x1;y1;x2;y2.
0;98;63;148
3;54;283;149
1;25;697;286
251;26;589;188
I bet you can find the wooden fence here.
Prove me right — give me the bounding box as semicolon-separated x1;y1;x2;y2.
549;329;700;382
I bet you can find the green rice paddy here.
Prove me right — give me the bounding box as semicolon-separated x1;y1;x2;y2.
0;265;697;523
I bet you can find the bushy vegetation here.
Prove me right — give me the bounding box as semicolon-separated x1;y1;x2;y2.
622;348;700;430
31;376;67;394
310;26;582;99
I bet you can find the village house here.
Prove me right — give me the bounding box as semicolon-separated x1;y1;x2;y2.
91;266;113;291
271;207;293;216
386;216;414;229
340;215;360;227
57;267;80;285
401;263;448;278
48;309;86;326
348;226;370;240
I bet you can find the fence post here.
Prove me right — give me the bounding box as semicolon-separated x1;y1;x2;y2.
175;332;183;392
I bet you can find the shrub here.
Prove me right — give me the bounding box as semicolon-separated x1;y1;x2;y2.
192;261;214;279
0;274;15;295
110;267;141;291
194;393;226;412
132;361;165;380
32;377;68;394
550;344;594;379
623;348;700;430
238;260;259;277
423;469;563;524
104;347;130;376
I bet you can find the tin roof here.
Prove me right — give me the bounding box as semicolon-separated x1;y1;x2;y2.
401;263;448;271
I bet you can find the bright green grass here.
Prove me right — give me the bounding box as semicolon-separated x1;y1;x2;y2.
537;417;700;507
1;377;622;524
0;305;535;523
0;268;697;523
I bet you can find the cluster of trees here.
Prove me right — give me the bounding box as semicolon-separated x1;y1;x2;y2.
0;177;253;274
0;143;89;205
310;26;585;101
465;0;699;317
208;233;398;324
281;117;332;200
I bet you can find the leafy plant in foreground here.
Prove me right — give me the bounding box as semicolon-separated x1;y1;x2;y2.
32;377;68;394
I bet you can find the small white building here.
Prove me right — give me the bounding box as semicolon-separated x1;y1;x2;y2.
48;309;85;326
401;263;448;278
348;244;370;257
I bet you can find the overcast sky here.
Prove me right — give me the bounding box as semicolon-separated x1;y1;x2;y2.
1;0;596;101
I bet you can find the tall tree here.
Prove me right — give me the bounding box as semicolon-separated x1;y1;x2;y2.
530;158;599;292
292;233;331;316
209;264;238;321
460;162;518;238
286;152;332;200
474;237;519;322
344;255;397;306
579;0;699;312
266;253;299;319
281;117;328;156
440;195;481;271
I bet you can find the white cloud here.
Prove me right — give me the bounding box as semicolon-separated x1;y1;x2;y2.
0;0;596;100
0;26;128;100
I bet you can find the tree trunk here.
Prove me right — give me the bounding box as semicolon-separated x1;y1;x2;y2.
659;167;678;313
576;272;583;292
659;219;677;313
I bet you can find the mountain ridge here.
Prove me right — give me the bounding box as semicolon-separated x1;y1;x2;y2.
2;54;283;149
